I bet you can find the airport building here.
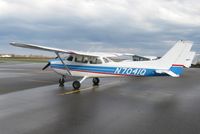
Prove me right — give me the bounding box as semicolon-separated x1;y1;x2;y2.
192;54;200;64
0;54;13;58
132;55;158;61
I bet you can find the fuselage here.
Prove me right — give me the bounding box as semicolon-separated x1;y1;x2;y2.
9;41;194;90
49;58;184;78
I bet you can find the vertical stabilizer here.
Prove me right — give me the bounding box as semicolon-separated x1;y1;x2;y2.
159;40;193;68
156;40;194;77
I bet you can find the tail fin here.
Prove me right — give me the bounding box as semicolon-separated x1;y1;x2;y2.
159;40;193;68
157;40;193;77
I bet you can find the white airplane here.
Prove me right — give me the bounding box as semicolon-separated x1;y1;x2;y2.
10;40;195;90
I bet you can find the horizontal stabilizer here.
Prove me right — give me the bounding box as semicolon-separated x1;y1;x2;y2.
156;70;179;77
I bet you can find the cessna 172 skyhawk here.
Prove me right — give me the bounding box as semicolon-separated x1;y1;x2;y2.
10;40;195;90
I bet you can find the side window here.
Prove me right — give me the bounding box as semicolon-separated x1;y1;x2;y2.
89;58;102;64
75;56;83;63
67;56;73;61
83;56;89;63
103;58;109;63
89;58;96;64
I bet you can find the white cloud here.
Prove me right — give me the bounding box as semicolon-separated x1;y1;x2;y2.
1;0;200;27
0;0;200;55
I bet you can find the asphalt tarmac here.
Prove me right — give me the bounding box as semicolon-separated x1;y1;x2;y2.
0;62;200;134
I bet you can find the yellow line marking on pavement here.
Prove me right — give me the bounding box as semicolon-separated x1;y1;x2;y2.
59;86;96;95
60;90;80;95
59;81;122;96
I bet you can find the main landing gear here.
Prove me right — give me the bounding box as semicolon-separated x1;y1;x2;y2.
59;76;100;90
72;76;88;90
72;81;81;90
93;77;100;86
72;77;100;90
59;76;65;87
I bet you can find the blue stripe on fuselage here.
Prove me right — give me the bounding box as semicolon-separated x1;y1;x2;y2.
50;64;183;76
50;64;154;76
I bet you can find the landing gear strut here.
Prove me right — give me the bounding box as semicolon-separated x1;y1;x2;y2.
93;77;100;85
59;77;65;87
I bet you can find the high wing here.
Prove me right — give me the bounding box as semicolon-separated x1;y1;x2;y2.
10;42;76;54
10;42;121;57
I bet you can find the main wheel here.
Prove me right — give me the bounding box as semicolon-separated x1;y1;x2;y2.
93;77;100;85
73;81;81;90
59;77;65;87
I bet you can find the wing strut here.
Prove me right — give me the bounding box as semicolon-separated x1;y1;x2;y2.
55;52;71;76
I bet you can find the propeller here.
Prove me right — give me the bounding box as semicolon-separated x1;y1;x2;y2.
42;56;58;70
42;62;50;70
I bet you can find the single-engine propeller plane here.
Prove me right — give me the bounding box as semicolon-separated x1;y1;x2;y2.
10;40;195;90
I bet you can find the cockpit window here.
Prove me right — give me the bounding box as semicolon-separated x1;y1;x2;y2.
67;55;73;61
74;56;90;64
73;56;103;64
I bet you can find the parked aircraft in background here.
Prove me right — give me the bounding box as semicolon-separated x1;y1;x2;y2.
10;40;195;90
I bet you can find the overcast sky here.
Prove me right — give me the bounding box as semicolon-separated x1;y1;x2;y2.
0;0;200;56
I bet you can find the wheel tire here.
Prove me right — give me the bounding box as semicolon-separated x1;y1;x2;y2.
93;78;100;85
59;78;65;87
73;81;81;90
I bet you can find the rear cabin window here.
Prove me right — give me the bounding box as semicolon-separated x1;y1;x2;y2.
96;58;102;64
103;58;109;63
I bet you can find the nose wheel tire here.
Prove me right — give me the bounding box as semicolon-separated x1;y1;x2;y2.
73;81;81;90
93;77;100;85
59;77;65;87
